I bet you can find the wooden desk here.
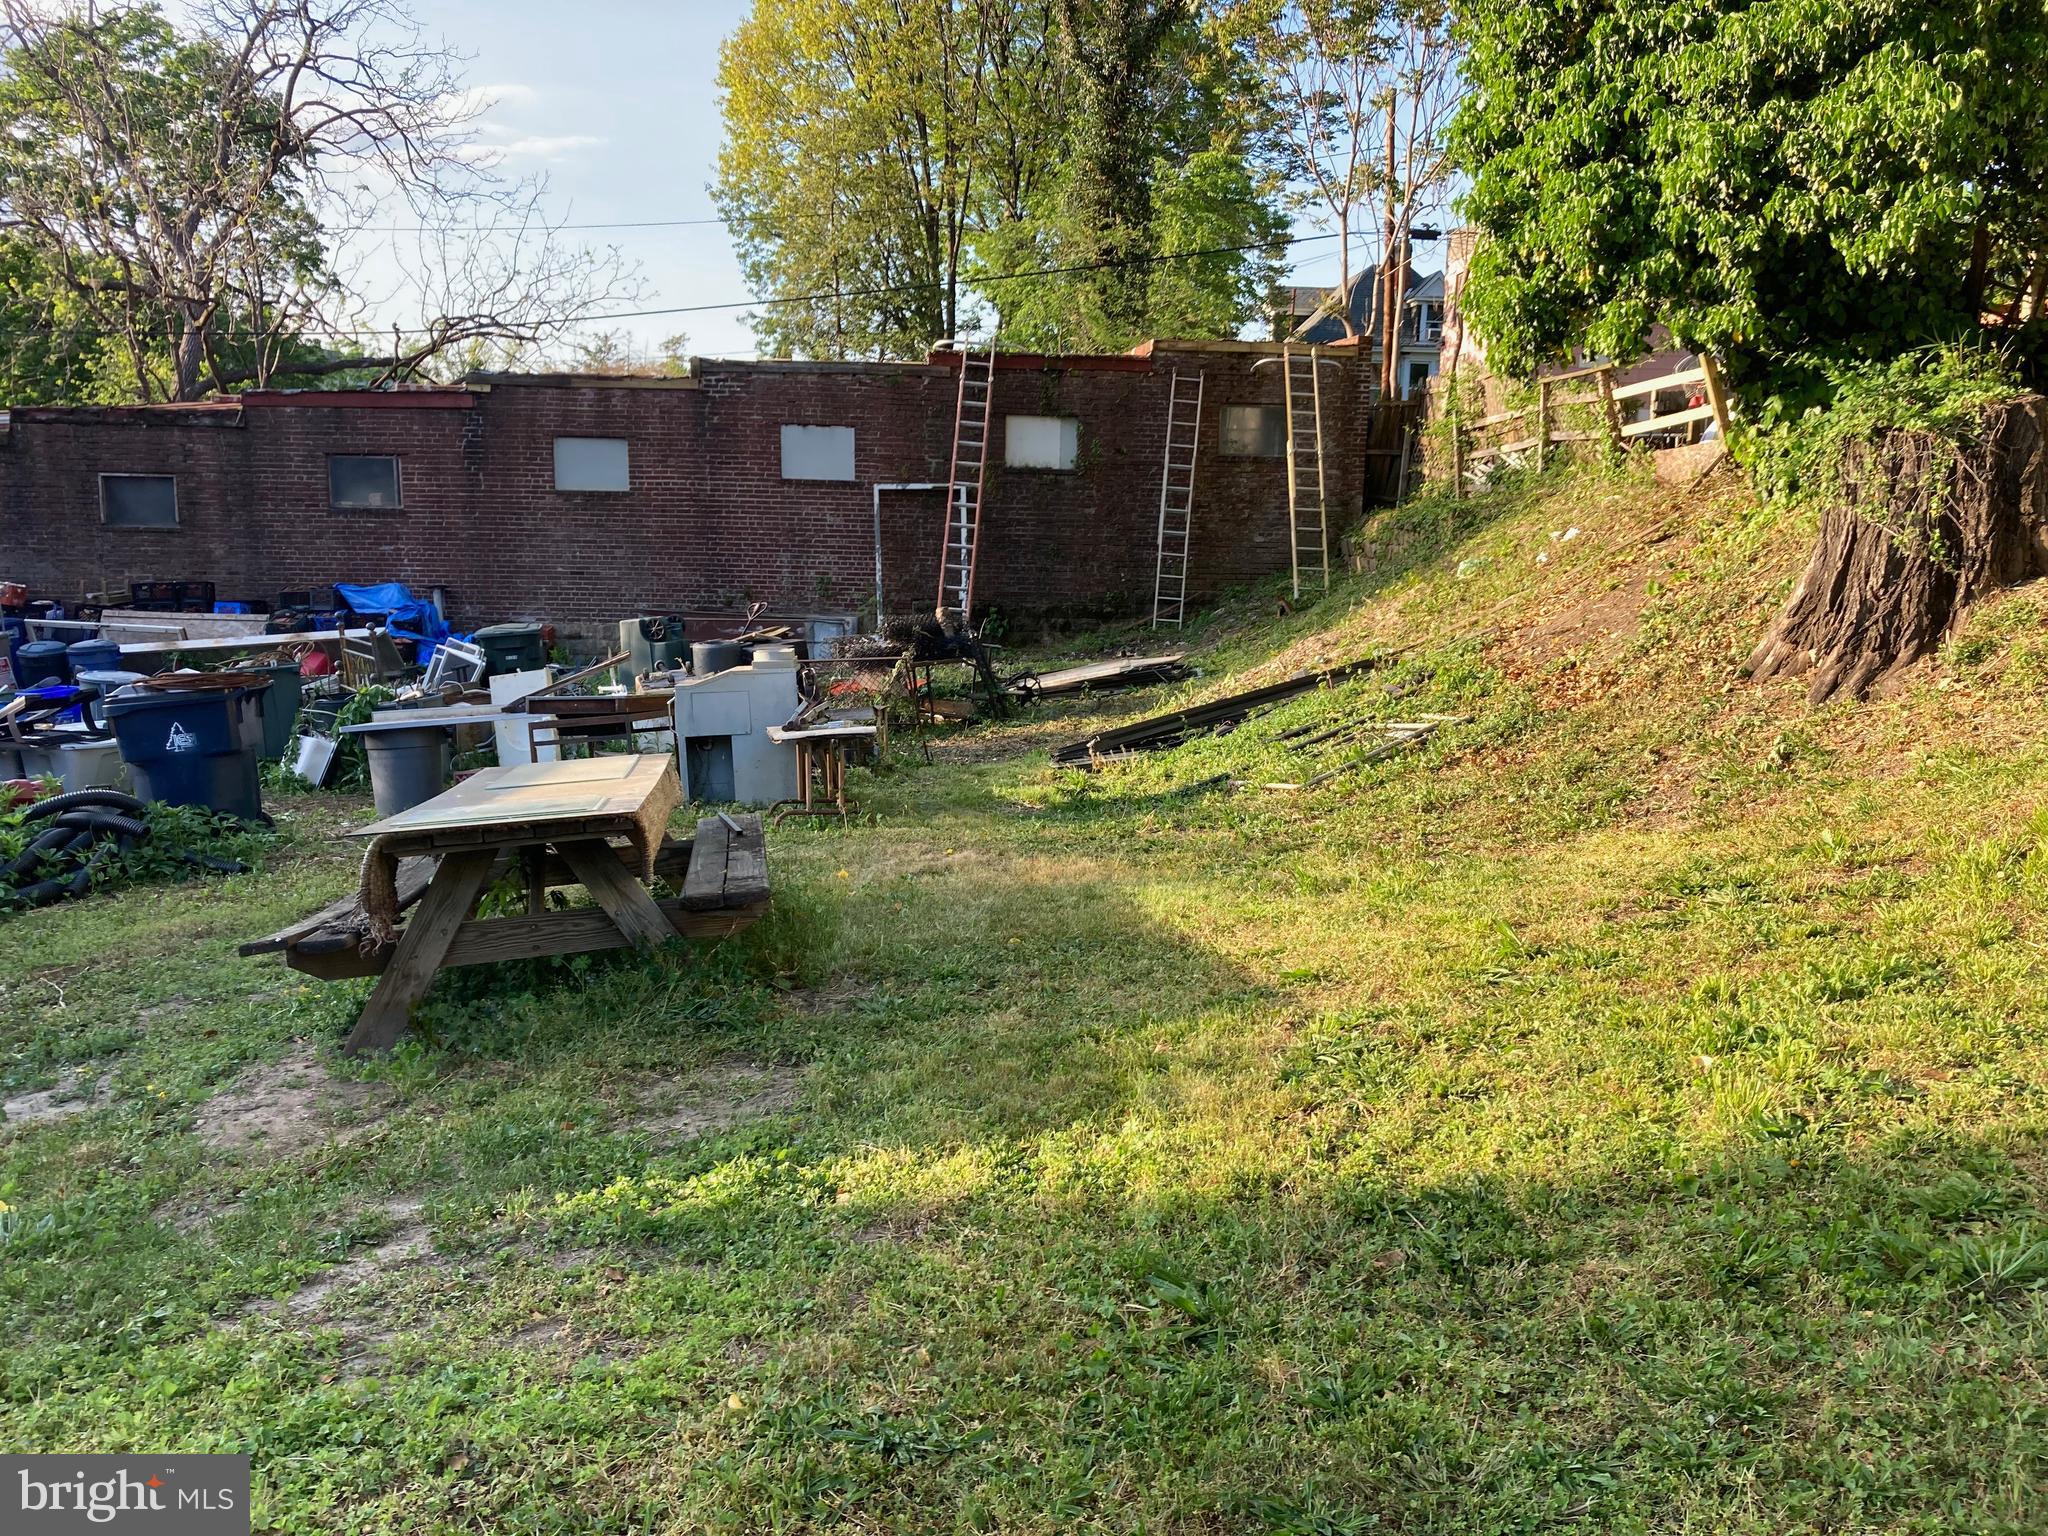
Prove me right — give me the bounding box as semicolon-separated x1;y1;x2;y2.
243;756;768;1054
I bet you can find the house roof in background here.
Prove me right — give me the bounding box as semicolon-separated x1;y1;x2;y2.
1292;265;1446;345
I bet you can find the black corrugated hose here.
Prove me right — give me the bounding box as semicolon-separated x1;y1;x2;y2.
3;790;248;909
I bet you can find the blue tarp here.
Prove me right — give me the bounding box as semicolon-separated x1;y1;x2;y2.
335;582;463;663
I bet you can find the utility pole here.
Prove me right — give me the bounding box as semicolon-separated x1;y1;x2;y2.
1380;98;1399;401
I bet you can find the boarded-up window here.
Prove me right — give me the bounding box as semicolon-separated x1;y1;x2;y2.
1005;414;1078;470
329;455;402;509
100;473;178;528
780;425;856;482
554;436;631;492
1219;404;1285;458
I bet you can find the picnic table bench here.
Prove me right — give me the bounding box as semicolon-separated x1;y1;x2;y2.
242;755;768;1055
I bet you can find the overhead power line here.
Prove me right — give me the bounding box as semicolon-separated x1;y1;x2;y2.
358;216;730;233
236;228;1352;341
0;224;1422;342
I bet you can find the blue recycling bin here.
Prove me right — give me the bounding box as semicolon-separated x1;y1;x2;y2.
102;686;265;819
67;636;123;676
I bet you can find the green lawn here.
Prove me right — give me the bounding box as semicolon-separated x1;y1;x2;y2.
5;463;2047;1533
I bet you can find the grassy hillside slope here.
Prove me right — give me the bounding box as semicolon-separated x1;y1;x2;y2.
5;459;2047;1533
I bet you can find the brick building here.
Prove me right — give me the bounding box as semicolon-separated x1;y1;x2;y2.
0;340;1379;639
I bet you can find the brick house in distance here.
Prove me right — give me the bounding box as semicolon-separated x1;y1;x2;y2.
0;339;1382;641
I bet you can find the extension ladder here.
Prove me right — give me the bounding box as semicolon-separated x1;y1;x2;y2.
936;342;995;620
1283;342;1330;598
1151;369;1205;629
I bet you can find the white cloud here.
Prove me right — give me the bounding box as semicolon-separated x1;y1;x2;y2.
440;82;605;164
440;81;541;120
489;132;608;162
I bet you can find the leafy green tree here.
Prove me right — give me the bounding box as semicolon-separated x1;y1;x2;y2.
976;149;1285;349
717;0;1282;356
717;0;1060;359
1045;0;1193;337
1451;0;2048;400
0;236;132;406
0;0;632;402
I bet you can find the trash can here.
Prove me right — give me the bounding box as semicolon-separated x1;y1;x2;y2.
343;720;450;817
66;637;123;676
15;640;72;688
475;623;546;678
690;639;748;676
248;659;303;759
103;686;264;819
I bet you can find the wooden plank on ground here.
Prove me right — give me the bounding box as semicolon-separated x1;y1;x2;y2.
681;815;732;911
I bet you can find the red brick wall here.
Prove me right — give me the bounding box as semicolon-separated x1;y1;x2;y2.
0;347;1378;639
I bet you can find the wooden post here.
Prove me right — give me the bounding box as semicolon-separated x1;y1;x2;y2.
343;849;499;1056
1534;380;1550;471
1595;365;1624;453
1450;410;1466;500
1698;354;1733;441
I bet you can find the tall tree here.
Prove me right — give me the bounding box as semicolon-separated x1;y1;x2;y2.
717;0;1061;359
1047;0;1191;337
0;0;633;402
1450;0;2048;398
1218;0;1461;391
717;0;1281;356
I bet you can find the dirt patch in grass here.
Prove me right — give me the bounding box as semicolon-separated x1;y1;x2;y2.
620;1059;803;1145
196;1043;395;1157
1;1071;111;1132
786;976;876;1016
244;1195;444;1369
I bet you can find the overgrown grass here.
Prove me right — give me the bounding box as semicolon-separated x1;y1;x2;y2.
4;460;2048;1532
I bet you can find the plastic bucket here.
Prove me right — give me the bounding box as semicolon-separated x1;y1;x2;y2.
102;686;264;819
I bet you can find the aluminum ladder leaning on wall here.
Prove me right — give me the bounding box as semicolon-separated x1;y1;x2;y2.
1282;342;1331;599
1151;369;1205;629
936;342;996;622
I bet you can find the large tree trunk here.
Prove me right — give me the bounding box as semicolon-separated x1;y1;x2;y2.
1748;396;2048;704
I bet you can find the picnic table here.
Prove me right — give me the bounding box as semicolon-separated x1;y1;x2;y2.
241;755;768;1054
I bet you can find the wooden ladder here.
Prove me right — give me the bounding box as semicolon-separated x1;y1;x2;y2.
1152;369;1205;629
1283;342;1330;599
936;342;995;620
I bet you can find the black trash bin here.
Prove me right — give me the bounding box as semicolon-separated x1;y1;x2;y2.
103;686;265;819
474;622;547;678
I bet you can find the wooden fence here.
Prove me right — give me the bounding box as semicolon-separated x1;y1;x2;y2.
1447;356;1731;496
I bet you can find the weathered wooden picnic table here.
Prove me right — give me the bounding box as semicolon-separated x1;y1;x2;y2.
241;755;769;1055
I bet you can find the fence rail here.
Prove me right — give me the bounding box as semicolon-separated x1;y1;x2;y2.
1447;356;1730;496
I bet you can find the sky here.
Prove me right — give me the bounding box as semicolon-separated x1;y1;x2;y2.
384;0;1398;363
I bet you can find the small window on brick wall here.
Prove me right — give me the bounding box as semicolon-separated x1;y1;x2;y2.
100;473;178;528
554;436;631;492
1005;414;1078;470
329;455;402;509
1219;404;1285;458
780;425;856;482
